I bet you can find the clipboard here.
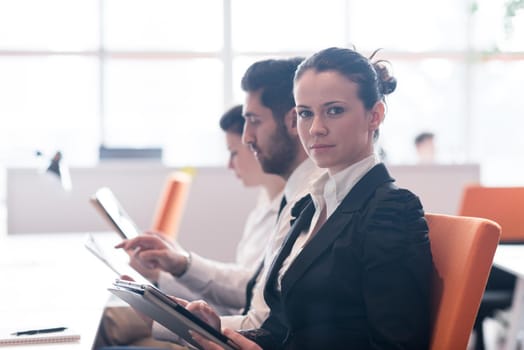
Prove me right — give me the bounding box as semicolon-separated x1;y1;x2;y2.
108;279;239;350
90;187;141;239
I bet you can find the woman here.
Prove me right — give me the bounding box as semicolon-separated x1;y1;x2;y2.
190;47;433;350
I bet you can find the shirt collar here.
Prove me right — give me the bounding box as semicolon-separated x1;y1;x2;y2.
309;154;380;216
269;189;285;213
256;188;284;214
284;158;322;202
326;154;380;204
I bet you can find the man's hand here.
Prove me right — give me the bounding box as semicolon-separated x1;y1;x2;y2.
115;232;190;277
128;254;161;283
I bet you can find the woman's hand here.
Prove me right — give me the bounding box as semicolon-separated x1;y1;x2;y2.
190;328;262;350
185;300;221;331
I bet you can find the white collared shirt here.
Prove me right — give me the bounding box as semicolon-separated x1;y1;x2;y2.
157;189;282;309
152;188;283;342
276;154;380;290
221;158;324;330
236;190;283;269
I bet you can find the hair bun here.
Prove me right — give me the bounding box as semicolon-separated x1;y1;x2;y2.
381;76;397;95
373;62;397;95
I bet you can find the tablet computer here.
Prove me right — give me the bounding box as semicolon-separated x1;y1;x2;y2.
90;187;141;239
84;234;151;284
109;279;239;350
84;233;124;276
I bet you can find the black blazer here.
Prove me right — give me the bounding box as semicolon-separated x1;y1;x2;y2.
243;164;433;350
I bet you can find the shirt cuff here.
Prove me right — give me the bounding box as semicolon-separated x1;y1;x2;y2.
176;252;216;289
220;315;246;330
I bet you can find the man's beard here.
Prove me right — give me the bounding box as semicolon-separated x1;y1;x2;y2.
258;126;297;177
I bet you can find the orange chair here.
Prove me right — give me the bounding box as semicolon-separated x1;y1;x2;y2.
427;213;501;350
458;185;524;349
458;185;524;242
151;170;193;239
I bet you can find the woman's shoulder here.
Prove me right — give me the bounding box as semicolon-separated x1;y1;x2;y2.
356;184;429;262
373;183;424;213
363;183;427;236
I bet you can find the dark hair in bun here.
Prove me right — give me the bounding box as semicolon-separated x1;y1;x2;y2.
373;61;397;95
295;47;397;110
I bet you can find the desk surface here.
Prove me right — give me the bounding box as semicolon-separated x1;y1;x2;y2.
0;232;122;349
491;244;524;350
493;245;524;278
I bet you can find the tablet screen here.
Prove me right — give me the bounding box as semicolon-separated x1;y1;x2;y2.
91;187;141;239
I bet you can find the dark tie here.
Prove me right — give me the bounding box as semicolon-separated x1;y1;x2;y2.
264;195;314;303
242;194;287;315
277;195;287;217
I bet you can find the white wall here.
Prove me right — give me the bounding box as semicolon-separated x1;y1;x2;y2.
6;163;479;261
388;163;480;215
175;167;258;261
6;164;258;262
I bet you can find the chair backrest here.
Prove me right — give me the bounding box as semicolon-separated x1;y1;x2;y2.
427;213;501;350
458;185;524;242
151;170;193;239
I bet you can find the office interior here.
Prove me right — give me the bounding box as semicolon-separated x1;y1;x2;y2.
0;1;523;349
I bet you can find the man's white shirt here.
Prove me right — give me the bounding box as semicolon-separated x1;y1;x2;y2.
157;189;282;311
221;158;324;330
152;188;282;341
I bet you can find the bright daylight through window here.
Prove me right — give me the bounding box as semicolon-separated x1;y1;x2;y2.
0;0;523;184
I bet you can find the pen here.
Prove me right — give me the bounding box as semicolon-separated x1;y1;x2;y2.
11;327;67;336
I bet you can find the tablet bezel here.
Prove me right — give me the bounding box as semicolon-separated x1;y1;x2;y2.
109;279;238;350
90;187;141;239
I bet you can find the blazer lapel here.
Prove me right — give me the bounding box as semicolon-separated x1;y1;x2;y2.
280;164;395;296
264;199;316;306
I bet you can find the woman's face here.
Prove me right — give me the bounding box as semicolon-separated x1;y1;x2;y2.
225;131;265;187
294;70;384;174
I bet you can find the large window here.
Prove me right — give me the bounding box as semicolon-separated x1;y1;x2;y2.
0;0;523;184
